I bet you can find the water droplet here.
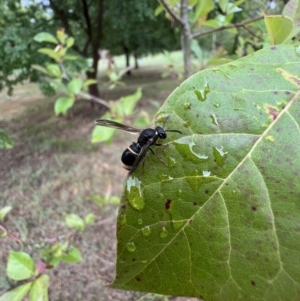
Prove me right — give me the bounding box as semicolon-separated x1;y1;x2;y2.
214;103;220;108
194;82;210;102
183;121;190;128
202;170;211;177
119;214;126;226
138;218;143;225
160;227;169;238
166;156;176;168
142;226;152;237
126;242;136;252
265;135;274;142
126;176;145;210
213;146;228;167
184;102;191;110
210;113;219;126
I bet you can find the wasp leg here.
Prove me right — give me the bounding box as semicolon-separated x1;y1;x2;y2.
149;148;167;166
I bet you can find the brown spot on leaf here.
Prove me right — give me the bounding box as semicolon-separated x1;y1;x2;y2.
165;199;172;210
135;276;141;282
266;106;278;120
251;206;257;211
251;280;256;286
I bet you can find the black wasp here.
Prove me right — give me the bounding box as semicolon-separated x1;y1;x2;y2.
95;116;181;172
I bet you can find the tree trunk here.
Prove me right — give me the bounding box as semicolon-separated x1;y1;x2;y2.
124;46;132;75
134;53;139;69
180;0;192;78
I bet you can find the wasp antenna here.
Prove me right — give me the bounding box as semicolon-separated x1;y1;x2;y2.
162;115;170;129
165;129;182;134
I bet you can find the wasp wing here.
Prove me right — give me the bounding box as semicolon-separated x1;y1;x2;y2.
129;139;155;174
95;119;141;134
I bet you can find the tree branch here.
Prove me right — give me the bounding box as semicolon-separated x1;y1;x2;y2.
159;0;185;27
192;15;264;39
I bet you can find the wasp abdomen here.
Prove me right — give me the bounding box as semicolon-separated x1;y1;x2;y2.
121;143;141;170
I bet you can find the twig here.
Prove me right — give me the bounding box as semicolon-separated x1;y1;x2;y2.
241;25;264;41
78;91;111;109
192;15;264;39
159;0;185;26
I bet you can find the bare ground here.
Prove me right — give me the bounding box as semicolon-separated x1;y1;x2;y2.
0;67;198;300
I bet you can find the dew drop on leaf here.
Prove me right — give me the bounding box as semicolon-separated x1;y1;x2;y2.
126;242;136;252
202;170;211;177
184;102;191;110
119;214;126;226
126;176;145;210
160;227;169;238
141;226;151;237
210;113;219;126
213;146;228;167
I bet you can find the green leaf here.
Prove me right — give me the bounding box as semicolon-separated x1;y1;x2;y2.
38;48;60;62
264;15;294;44
218;0;229;12
63;247;82;263
64;55;78;61
31;65;49;75
194;0;214;20
65;214;85;231
84;213;96;225
46;64;62;78
0;128;14;149
66;37;75;48
82;79;98;88
67;78;83;95
91;123;116;143
118;88;142;116
0;282;32;301
0;206;12;221
7;252;36;281
29;274;49;301
112;45;300;299
33;32;58;44
54;97;75;116
191;40;203;60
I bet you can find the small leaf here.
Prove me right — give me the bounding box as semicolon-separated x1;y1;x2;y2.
29;274;49;301
64;55;78;60
119;88;142;116
56;28;67;44
0;282;32;301
65;214;85;231
7;252;36;281
84;213;96;225
91;125;116;144
0;128;14;149
0;206;12;221
63;247;82;263
83;79;98;88
46;64;62;78
54;97;75;116
67;78;83;95
33;32;58;44
66;37;75;48
264;15;294;44
31;65;49;75
194;0;214;19
38;48;60;61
